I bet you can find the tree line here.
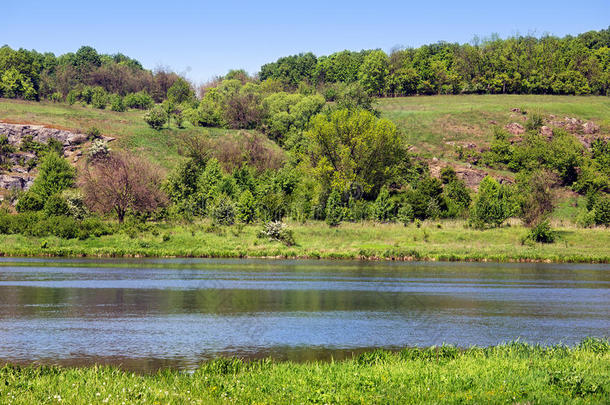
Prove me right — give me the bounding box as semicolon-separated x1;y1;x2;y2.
260;28;610;96
0;45;181;102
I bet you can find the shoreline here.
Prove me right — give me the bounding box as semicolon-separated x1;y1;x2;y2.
1;340;608;403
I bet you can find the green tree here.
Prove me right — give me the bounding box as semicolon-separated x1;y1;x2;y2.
358;50;389;96
29;151;75;199
470;176;512;228
325;188;343;227
237;189;257;223
305;109;406;196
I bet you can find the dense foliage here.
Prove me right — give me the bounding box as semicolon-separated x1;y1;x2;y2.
259;28;610;96
0;45;181;102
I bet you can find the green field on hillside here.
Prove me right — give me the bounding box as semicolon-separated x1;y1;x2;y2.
378;94;610;157
3;95;609;169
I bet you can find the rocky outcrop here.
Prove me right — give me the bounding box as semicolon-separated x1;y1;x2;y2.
0;123;88;147
0;122;102;191
0;174;33;190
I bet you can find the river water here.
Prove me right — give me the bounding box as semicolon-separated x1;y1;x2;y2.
0;258;608;370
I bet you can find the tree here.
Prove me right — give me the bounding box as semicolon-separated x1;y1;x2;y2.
305;109;406;196
167;78;195;104
470;176;512;228
79;151;167;222
358;50;389;96
517;170;557;226
29;151;75;199
325;188;342;227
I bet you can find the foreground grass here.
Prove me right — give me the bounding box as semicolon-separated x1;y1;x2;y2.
1;340;608;404
0;220;608;263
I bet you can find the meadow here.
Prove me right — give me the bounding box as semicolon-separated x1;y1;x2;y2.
0;219;608;263
1;339;608;404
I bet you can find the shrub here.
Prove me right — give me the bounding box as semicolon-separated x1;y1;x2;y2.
66;90;78;105
43;194;70;217
109;94;126;112
91;87;108;109
593;196;610;226
63;189;87;220
237;190;257;223
325;188;342;227
524;220;556;243
470;176;512;228
124;91;154;110
258;221;295;246
144;106;168;130
15;191;43;212
49;92;63;102
88;138;110;160
397;204;414;225
29;151;75;199
372;186;395;222
86;126;101;139
211;194;236;226
525;113;544;131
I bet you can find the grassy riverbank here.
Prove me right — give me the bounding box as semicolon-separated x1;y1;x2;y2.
0;220;609;263
1;339;608;404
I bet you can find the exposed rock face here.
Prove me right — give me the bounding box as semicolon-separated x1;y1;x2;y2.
0;123;88;147
0;174;33;190
0;123;99;191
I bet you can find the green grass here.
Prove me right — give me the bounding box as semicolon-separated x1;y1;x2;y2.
377;94;610;157
3;95;609;170
0;220;608;263
0;99;262;169
1;339;608;404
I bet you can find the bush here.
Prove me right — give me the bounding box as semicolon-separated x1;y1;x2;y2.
470;176;512;228
124;91;154;110
593;196;610;226
372;186;395;222
86;126;101;139
258;221;295;246
49;92;63;102
91;87;108;109
144;106;168;130
211;194;236;226
88;138;110;160
524;220;556;243
525;113;544;131
397;204;414;225
66;90;78;105
325;188;342;227
29;151;75;199
237;190;256;223
109;94;126;112
15;191;43;212
43;194;70;216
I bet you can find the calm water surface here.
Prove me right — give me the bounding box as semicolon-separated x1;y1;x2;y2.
0;258;608;371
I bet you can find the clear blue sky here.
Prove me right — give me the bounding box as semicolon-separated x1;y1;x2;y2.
2;1;608;84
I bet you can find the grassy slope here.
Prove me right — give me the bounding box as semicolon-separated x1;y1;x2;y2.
0;220;608;262
1;341;608;404
0;99;265;169
378;94;610;157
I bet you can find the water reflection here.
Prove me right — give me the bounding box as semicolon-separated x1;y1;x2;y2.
0;258;608;371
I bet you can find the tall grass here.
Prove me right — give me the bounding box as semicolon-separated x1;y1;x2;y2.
1;339;608;404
